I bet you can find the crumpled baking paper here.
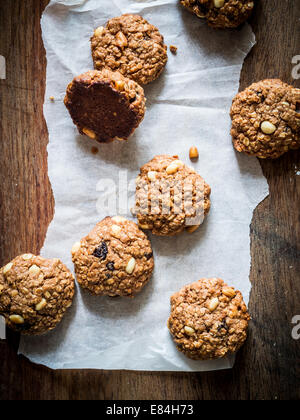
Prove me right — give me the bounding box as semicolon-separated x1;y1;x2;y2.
18;0;269;371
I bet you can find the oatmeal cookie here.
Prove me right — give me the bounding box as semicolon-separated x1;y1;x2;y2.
180;0;254;29
135;155;211;236
168;278;250;360
71;217;154;297
0;254;75;335
231;79;300;159
64;69;146;143
91;14;168;85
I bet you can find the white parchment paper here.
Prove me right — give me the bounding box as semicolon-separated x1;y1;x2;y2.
19;0;269;371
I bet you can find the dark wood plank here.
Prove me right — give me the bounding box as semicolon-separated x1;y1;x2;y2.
0;0;299;400
0;0;54;263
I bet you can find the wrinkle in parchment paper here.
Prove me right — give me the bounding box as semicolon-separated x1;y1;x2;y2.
18;0;269;371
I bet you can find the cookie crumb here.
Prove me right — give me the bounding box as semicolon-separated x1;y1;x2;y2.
170;45;178;54
189;146;199;160
91;147;99;155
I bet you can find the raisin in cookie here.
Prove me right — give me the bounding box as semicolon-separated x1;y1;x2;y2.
231;79;300;159
91;14;168;85
71;217;154;297
0;254;75;335
135;155;211;236
180;0;254;29
168;278;250;360
64;69;146;143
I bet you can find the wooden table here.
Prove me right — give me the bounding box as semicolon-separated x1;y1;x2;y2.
0;0;299;400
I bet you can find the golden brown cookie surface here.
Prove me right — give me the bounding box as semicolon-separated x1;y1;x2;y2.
168;278;250;360
231;79;300;159
135;155;211;236
72;217;154;297
64;69;146;143
0;255;75;335
180;0;254;28
91;14;168;85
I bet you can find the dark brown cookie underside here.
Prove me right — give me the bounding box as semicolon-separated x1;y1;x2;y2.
65;80;140;143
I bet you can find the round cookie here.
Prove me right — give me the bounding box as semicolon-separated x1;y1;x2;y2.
71;217;154;297
180;0;254;29
231;79;300;159
168;278;250;360
135;155;211;236
0;254;75;335
64;69;146;143
91;14;168;85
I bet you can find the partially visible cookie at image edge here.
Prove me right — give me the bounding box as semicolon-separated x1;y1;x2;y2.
91;14;168;85
180;0;254;29
64;69;146;144
0;254;75;335
168;278;250;360
72;216;154;297
231;79;300;159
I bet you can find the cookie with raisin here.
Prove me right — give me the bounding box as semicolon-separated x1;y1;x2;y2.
64;69;146;143
168;278;250;360
0;254;75;335
231;79;300;159
71;217;154;297
180;0;254;29
135;155;211;236
91;14;168;85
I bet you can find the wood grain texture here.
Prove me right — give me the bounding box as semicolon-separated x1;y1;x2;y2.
0;0;299;400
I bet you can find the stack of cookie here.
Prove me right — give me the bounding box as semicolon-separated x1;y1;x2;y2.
1;3;299;364
65;14;168;144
